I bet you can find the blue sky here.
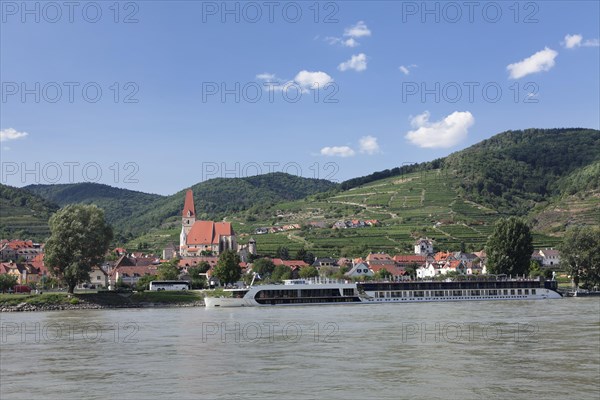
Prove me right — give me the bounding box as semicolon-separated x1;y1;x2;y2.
1;1;599;195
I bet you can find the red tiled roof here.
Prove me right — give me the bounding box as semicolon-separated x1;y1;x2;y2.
366;253;393;261
111;265;159;279
187;221;234;245
446;260;463;270
178;256;219;267
434;252;453;262
370;264;407;276
182;189;195;218
2;240;35;250
393;255;427;263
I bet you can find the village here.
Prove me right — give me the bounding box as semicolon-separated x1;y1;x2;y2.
0;189;562;293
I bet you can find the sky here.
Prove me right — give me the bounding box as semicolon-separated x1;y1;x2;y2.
1;0;599;195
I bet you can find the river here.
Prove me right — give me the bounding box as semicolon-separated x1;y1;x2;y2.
1;298;599;400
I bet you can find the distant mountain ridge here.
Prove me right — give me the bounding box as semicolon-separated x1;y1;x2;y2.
22;173;338;240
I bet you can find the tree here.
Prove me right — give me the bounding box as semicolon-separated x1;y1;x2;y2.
157;259;180;280
485;217;533;276
559;226;600;290
275;246;290;260
271;264;292;282
295;247;307;261
374;268;393;280
299;265;319;278
304;252;316;265
251;258;276;279
0;274;18;293
188;266;208;289
135;274;156;291
44;204;113;293
212;250;242;285
197;261;211;273
529;260;543;278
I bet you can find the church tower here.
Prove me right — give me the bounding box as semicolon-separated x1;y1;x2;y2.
180;189;196;252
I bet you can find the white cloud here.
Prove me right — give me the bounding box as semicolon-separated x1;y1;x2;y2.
326;21;371;47
359;136;380;155
293;70;334;90
563;34;583;49
256;73;277;80
338;53;368;72
405;111;474;148
562;34;599;48
320;146;356;157
399;64;417;75
344;21;371;38
256;71;333;93
0;128;28;142
343;38;358;48
506;47;558;79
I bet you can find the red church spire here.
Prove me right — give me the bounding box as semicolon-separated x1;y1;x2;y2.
182;189;195;217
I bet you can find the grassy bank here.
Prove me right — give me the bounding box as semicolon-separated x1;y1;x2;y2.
0;291;204;309
0;293;72;307
130;291;203;304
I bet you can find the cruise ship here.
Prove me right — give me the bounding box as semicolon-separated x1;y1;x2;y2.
203;277;562;307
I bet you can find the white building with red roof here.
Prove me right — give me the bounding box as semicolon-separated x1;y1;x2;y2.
179;189;238;257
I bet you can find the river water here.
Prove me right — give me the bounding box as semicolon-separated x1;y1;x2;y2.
1;298;599;400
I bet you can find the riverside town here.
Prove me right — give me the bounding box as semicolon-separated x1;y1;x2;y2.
1;2;599;399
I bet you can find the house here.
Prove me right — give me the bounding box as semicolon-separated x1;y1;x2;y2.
535;248;561;268
179;256;219;269
344;262;373;278
0;261;42;285
452;252;478;263
393;254;427;269
416;263;437;279
87;265;109;288
441;260;467;275
365;253;396;268
332;221;347;229
336;258;353;268
414;238;434;255
110;265;159;288
312;258;338;268
0;240;44;261
162;243;178;260
369;263;407;279
433;251;455;262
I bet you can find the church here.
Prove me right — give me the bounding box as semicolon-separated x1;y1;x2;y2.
179;189;256;259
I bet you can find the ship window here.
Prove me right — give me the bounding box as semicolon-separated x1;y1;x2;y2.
517;289;522;295
532;289;536;295
510;290;515;295
524;289;529;295
414;291;424;297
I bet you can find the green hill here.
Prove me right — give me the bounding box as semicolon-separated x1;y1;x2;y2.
161;128;597;257
0;184;59;240
24;182;165;240
23;173;338;242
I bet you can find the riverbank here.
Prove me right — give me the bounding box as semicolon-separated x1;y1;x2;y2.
0;291;205;312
